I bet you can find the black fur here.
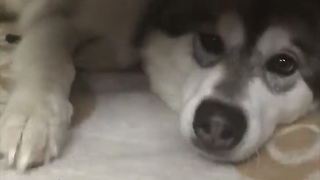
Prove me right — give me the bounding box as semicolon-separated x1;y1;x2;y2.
133;0;218;46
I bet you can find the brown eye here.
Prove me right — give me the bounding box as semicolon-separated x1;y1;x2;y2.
199;33;224;55
266;54;298;76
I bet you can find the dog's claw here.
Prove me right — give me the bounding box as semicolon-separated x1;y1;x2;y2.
8;150;17;167
0;92;72;171
16;155;30;172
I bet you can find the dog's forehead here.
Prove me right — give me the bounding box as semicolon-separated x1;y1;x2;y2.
215;13;244;48
204;9;311;55
256;27;298;58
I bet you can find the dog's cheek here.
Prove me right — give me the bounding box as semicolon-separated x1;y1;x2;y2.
302;71;320;103
240;79;277;150
278;78;314;124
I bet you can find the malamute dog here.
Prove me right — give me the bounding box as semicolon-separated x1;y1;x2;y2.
0;0;319;171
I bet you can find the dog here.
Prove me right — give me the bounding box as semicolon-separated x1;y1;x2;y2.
0;0;319;171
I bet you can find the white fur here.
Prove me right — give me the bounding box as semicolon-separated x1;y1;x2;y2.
142;32;199;111
141;32;226;137
0;0;149;171
233;78;313;161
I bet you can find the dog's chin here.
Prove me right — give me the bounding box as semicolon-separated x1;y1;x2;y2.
183;133;262;163
191;138;243;163
195;149;255;165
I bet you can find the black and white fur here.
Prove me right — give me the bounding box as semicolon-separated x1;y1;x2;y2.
0;0;319;171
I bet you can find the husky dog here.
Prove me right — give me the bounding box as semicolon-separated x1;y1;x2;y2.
0;0;319;171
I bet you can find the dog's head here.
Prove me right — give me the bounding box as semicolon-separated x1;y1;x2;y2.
138;0;320;162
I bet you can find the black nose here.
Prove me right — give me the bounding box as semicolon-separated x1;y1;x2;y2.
193;100;247;152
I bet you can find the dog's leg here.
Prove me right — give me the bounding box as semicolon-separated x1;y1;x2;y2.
0;15;77;171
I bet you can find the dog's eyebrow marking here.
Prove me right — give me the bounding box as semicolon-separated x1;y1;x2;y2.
257;27;298;57
217;13;244;48
291;38;313;55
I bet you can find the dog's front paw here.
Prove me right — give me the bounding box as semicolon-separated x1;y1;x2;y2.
0;91;73;171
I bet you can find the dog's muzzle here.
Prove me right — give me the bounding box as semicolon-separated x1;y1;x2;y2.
192;99;247;154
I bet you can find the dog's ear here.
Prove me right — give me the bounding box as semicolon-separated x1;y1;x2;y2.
133;0;216;46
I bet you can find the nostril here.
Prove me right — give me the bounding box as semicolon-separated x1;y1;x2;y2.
220;127;235;141
195;121;211;134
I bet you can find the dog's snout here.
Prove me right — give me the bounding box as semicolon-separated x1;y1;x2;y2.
193;100;247;152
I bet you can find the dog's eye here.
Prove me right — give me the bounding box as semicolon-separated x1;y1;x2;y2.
5;34;21;44
193;33;224;68
266;54;297;76
199;33;224;55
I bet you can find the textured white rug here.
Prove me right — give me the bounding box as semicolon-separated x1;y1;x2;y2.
0;72;248;180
